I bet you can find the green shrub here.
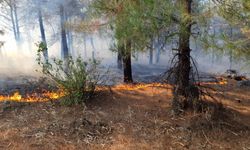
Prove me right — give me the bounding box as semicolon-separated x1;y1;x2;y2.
36;42;100;106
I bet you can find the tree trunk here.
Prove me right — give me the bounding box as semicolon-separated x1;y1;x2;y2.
90;37;96;60
10;4;17;41
60;5;69;60
149;42;153;65
65;15;74;57
173;0;192;111
67;31;74;57
13;1;20;42
122;40;133;83
117;45;123;69
84;35;87;58
38;7;48;62
229;27;233;70
155;37;161;64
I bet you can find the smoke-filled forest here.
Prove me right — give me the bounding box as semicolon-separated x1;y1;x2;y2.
0;0;250;149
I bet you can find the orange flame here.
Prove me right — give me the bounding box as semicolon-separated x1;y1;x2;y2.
10;92;22;101
0;80;227;103
0;92;22;101
196;77;228;86
0;91;65;102
43;91;65;100
112;83;171;91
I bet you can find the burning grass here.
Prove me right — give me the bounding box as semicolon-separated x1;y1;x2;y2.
0;91;65;102
111;83;171;90
196;77;228;86
0;83;172;103
0;77;228;103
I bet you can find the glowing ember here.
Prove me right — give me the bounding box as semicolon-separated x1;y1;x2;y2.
43;91;65;100
196;77;228;85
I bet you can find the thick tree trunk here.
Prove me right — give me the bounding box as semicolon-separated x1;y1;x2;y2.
176;27;191;96
38;7;48;62
60;5;69;60
173;0;192;111
122;40;133;83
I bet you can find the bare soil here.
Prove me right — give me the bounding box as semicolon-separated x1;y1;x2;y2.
0;80;249;150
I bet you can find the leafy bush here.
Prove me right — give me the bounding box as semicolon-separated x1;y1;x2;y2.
37;42;100;106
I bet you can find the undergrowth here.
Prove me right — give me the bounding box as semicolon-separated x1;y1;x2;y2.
37;42;100;106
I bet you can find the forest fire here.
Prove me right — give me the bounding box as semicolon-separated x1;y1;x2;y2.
0;92;22;101
0;92;23;101
0;80;228;103
0;83;170;102
111;83;171;91
0;91;65;102
196;77;228;86
109;78;228;92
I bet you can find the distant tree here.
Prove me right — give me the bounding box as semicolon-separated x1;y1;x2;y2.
117;45;123;69
56;0;84;60
35;0;48;61
0;30;4;48
214;0;250;59
149;39;154;65
0;0;21;42
59;4;69;60
90;0;167;83
0;0;4;48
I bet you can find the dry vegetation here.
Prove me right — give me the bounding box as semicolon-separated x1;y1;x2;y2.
0;79;249;150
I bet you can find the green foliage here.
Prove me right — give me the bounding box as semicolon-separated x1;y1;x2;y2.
36;42;48;63
199;0;250;62
91;0;250;65
91;0;174;54
36;42;100;106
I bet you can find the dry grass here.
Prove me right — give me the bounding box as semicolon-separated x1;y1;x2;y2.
0;80;249;149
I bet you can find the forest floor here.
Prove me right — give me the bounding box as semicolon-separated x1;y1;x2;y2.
0;78;249;150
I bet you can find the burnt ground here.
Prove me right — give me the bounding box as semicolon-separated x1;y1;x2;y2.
0;74;249;150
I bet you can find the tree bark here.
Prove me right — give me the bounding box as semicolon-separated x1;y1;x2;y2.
149;42;153;65
13;1;20;41
90;37;95;60
117;45;123;69
60;5;69;60
65;14;74;57
155;37;161;64
10;4;17;41
173;0;192;111
38;7;48;62
122;40;133;83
